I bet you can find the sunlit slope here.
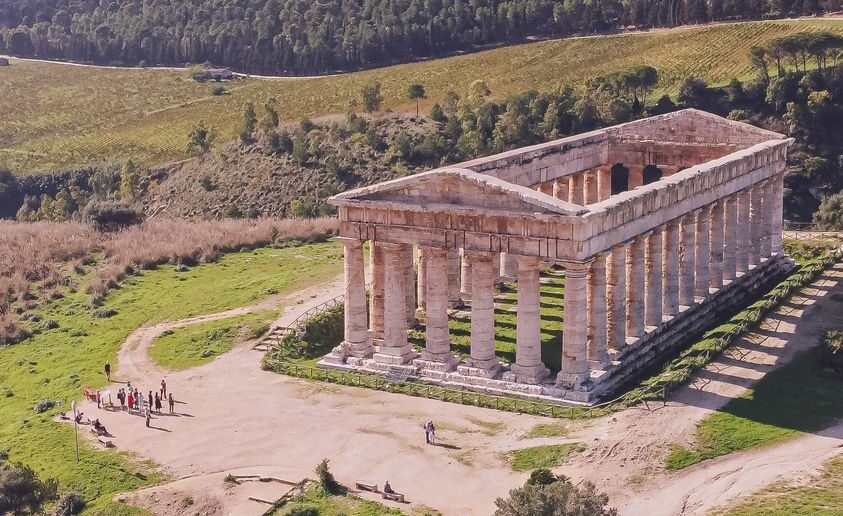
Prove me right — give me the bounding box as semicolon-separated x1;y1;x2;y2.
2;18;841;173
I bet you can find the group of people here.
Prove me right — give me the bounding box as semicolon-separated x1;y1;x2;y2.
102;363;176;428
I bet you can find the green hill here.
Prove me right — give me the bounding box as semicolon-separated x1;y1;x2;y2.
2;18;842;174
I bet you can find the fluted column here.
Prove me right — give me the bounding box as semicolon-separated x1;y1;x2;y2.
723;195;738;282
507;256;549;383
553;178;569;201
568;173;584;205
606;243;627;350
419;247;458;368
500;252;518;281
369;242;385;339
404;245;417;327
709;200;724;291
447;248;461;307
628;165;644;190
663;220;680;317
460;249;472;301
771;171;784;254
416;248;427;310
376;243;413;363
760;180;773;259
492;251;501;280
679;213;696;306
695;207;711;299
736;190;751;274
626;235;646;339
464;252;500;375
749;185;762;267
342;239;372;357
597;167;612;201
584;171;598;205
557;260;591;389
587;253;609;366
645;227;663;327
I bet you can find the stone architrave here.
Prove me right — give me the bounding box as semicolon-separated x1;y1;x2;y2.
417;247;459;370
374;243;415;364
505;256;549;383
645;227;663;327
663;220;680;317
341;239;372;358
772;171;785;254
736;190;751;274
597;167;612;201
626;234;646;339
587;252;609;366
679;213;696;306
749;185;762;267
606;243;627;350
760;180;773;259
723;195;738;281
557;260;592;389
447;249;461;307
369;243;385;339
694;207;711;299
568;173;584;205
460;249;473;301
709;200;724;290
462;252;501;376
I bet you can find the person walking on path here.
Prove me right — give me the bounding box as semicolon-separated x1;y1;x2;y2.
96;390;101;409
104;361;111;381
160;379;167;399
168;393;175;413
428;421;436;445
423;421;432;444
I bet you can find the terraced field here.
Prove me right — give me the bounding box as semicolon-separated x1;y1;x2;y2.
2;18;842;173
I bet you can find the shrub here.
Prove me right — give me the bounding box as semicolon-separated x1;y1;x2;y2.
494;474;616;516
0;463;59;515
817;329;843;374
84;201;145;232
315;458;341;494
34;400;55;413
210;85;226;96
526;469;558;486
53;492;85;516
93;307;117;318
285;507;318;516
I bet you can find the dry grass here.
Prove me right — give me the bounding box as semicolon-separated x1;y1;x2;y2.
0;217;338;343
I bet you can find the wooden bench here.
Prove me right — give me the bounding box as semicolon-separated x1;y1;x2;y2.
355;481;378;493
97;435;113;448
382;492;405;503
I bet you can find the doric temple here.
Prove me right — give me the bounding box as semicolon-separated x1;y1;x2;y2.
320;109;795;404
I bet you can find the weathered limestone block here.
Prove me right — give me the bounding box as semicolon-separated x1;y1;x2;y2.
587;252;609;366
557;261;591;389
679;213;696;306
607;243;627;350
663;220;680;317
695;207;711;298
645;227;664;327
626;235;646;339
504;256;550;383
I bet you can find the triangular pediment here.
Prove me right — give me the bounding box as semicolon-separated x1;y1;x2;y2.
331;168;585;216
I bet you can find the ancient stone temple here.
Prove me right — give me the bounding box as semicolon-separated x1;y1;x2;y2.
320;109;794;404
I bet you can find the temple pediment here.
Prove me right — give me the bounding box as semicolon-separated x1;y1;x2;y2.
331;168;586;217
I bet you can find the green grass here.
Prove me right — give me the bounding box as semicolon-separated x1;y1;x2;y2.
717;455;843;515
523;422;568;439
271;485;404;516
3;19;843;173
0;243;342;511
149;310;276;371
665;349;843;470
508;443;584;471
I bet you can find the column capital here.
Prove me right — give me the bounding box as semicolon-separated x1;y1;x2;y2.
336;237;364;248
560;259;593;274
419;245;448;258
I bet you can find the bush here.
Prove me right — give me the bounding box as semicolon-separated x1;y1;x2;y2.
817;329;843;374
84;201;145;232
53;492;85;516
494;474;616;516
285;508;318;516
93;307;117;318
0;463;58;515
526;468;558;486
315;458;341;494
34;399;55;413
210;85;226;96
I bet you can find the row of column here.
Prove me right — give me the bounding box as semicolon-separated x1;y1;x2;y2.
536;165;655;206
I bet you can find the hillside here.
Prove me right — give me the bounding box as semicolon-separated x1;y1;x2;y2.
2;18;842;174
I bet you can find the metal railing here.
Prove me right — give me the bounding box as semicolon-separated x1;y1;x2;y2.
258;294;344;349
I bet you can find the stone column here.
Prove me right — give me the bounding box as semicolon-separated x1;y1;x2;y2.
587;253;609;366
404;245;417;327
760;180;773;259
416;248;427;310
679;213;696;306
663;220;680;317
418;247;458;369
771;171;785;254
606;243;627;350
557;260;591;389
460;249;472;301
709;200;724;291
723;195;738;282
500;252;518;281
736;189;751;274
553;178;569;201
341;239;372;358
749;185;762;267
626;234;646;339
628;165;644;190
695;207;711;299
369;243;385;339
447;248;461;307
463;252;500;375
492;251;501;280
584;171;598;205
375;243;413;364
645;227;663;327
597;167;612;201
506;256;549;383
568;173;584;205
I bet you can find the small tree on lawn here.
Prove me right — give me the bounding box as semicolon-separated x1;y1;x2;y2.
240;101;258;142
814;191;843;231
187;121;215;155
408;83;426;117
120;160;140;201
314;458;341;494
361;82;384;114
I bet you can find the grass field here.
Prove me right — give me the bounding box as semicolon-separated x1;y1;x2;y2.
507;443;585;471
269;484;405;516
0;243;341;512
149;310;276;371
3;19;843;173
665;349;843;470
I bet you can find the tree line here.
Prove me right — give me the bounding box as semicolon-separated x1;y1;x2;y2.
1;0;841;75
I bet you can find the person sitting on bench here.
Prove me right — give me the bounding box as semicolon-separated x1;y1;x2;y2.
75;411;84;424
383;481;394;494
93;419;107;435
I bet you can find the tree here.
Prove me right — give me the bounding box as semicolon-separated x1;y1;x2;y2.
264;97;280;127
119;160;140;200
361;82;384;114
494;473;616;516
814;191;843;230
0;463;59;516
240;102;257;143
187;121;215;155
677;76;710;108
0;168;21;218
408;83;426;117
84;201;144;232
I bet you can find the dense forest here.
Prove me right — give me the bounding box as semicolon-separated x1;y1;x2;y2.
1;0;842;74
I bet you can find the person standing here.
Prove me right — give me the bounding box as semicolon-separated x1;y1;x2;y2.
145;407;151;428
96;390;101;409
104;361;111;381
160;379;167;399
168;393;175;414
147;391;153;410
127;391;134;414
423;421;432;444
429;421;436;445
154;393;162;413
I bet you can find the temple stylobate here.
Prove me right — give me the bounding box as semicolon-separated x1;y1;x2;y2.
320;109;795;404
